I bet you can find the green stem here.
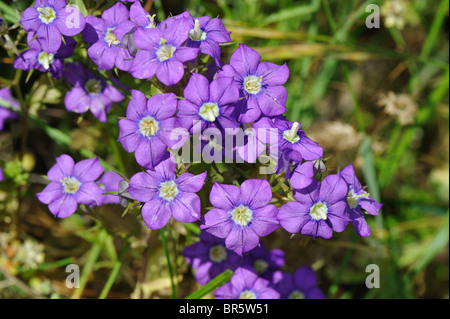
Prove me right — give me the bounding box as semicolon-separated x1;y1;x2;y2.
160;228;177;299
71;228;107;299
98;238;130;299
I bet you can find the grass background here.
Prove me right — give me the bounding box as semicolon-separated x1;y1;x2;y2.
0;0;448;299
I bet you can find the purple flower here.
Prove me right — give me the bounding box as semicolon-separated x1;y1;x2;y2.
278;174;350;239
36;154;104;218
217;44;289;122
177;73;240;133
201;179;279;256
82;2;136;71
339;164;382;237
96;171;124;206
63;62;124;122
186;14;231;65
276;267;326;299
118;89;187;169
130;16;199;86
0;167;3;182
128;158;207;229
129;1;157;29
242;243;285;281
14;33;76;79
215;267;280;299
20;0;86;53
182;231;243;285
0;87;19;131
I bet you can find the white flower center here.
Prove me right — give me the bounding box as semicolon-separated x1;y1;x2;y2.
309;201;328;221
61;177;81;194
189;19;207;41
243;75;263;95
105;27;120;47
37;7;56;24
289;290;305;299
158;180;179;201
156;38;176;62
282;122;300;143
209;245;227;263
230;205;253;226
239;290;257;299
199;102;220;122
254;259;269;274
139;116;159;138
347;189;359;209
84;79;102;95
37;51;54;70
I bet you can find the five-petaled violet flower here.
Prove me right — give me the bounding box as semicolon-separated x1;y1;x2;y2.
215;267;280;299
14;33;76;79
128;158;207;230
177;73;240;133
20;0;86;52
64;62;124;122
36;154;104;218
0;87;19;131
82;2;136;71
201;179;279;256
278;174;350;239
339;164;382;237
130;16;199;86
218;44;289;123
276;267;326;299
118;89;187;169
182;231;243;285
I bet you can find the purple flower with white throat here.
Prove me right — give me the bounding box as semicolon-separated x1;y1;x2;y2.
217;44;289;122
278;174;350;239
339;164;382;237
130;16;199;86
82;2;136;71
215;267;280;299
14;33;76;79
186;14;231;65
128;159;207;230
118;89;187;169
36;154;104;218
20;0;86;53
177;73;240;133
276;267;326;299
0;87;19;131
182;231;243;285
64;62;124;122
201;179;279;256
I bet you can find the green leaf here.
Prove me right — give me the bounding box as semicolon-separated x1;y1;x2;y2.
185;269;233;299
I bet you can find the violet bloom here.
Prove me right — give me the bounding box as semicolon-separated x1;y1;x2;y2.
276;267;326;299
97;171;124;206
201;179;279;256
0;167;3;182
182;231;243;285
215;267;280;299
339;164;382;237
128;159;207;229
14;34;76;79
186;14;231;65
20;0;86;53
129;1;157;29
217;44;289;122
36;154;104;218
177;73;240;134
118;89;187;169
243;243;285;281
278;174;350;239
130;16;199;86
0;87;19;131
64;62;124;122
82;2;136;71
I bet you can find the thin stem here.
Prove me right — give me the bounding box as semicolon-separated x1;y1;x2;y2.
159;228;177;299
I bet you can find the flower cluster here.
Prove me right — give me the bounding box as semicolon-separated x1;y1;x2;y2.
11;0;383;300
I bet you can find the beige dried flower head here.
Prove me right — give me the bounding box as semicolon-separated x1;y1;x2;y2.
381;0;407;29
13;238;45;270
309;121;364;152
378;91;418;125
